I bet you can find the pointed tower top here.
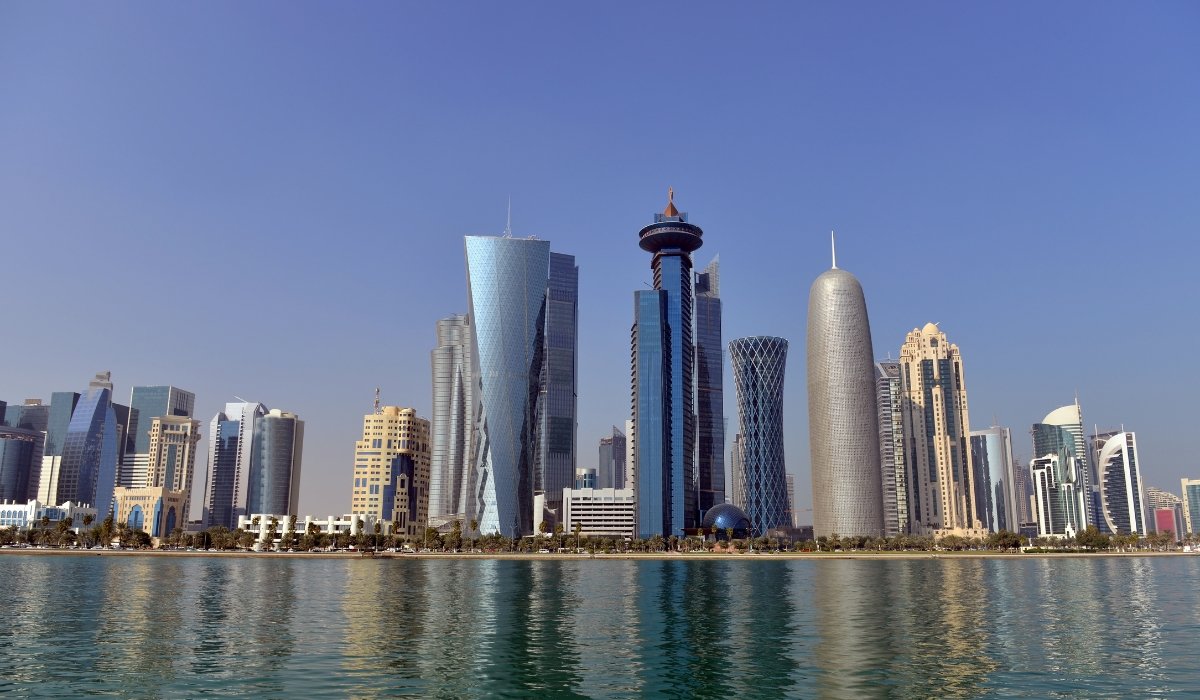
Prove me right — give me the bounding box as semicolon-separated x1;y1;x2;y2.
663;187;679;217
831;230;837;269
502;197;512;238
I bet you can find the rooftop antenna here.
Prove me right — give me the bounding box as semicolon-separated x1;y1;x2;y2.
831;230;837;269
502;197;512;238
374;388;381;415
233;396;247;403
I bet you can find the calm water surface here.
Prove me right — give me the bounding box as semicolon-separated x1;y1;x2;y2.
0;555;1197;698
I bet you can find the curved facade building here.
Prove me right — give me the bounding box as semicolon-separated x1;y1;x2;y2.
246;409;304;516
1096;431;1146;534
807;260;883;538
701;502;751;537
729;336;789;536
464;235;551;537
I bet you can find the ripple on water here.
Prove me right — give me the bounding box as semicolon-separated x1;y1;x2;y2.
0;555;1196;698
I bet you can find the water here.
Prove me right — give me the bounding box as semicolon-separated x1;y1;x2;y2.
0;555;1197;698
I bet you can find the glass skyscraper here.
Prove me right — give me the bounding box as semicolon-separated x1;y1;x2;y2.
1037;403;1093;528
122;385;195;488
695;255;725;516
203;401;267;528
969;424;1017;533
1095;432;1147;535
537;252;578;521
246;409;304;516
632;191;700;538
597;425;626;489
464;235;551;537
430;313;473;525
729;336;789;536
58;373;120;520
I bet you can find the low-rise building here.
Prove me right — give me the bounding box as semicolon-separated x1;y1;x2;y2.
112;486;189;539
561;487;635;539
0;499;96;532
237;512;399;545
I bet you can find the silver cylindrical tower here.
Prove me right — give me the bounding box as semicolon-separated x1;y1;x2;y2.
807;267;883;538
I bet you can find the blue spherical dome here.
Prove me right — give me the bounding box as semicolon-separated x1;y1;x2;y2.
702;503;751;532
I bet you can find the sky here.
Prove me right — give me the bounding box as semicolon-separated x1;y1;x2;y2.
2;3;1198;523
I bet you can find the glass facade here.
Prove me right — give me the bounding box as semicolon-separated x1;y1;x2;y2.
729;336;789;536
1032;421;1086;535
1039;405;1093;527
58;383;119;520
537;252;578;514
45;392;80;458
1184;480;1200;535
464;235;551;537
126;386;195;454
597;426;626;489
0;426;44;503
969;426;1016;533
204;402;266;528
1096;432;1146;534
246;411;304;516
430;314;473;522
695;256;725;516
633;200;702;539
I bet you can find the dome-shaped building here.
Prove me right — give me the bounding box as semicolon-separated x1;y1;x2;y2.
701;503;751;539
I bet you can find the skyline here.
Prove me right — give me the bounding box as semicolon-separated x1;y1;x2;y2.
3;5;1199;521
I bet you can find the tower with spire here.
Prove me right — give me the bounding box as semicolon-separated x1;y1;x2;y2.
631;189;704;538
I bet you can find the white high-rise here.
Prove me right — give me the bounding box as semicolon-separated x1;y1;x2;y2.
1095;431;1146;535
429;314;473;527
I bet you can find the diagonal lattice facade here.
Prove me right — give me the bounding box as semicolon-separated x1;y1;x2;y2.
729;336;789;535
464;236;550;537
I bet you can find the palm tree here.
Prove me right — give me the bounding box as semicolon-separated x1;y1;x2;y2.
391;519;402;550
553;522;564;551
373;521;382;552
573;521;582;552
469;519;478;553
56;518;72;548
81;514;94;548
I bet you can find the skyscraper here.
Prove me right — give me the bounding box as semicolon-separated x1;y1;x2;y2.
1032;417;1087;537
464;234;551;537
730;432;745;511
430;313;473;526
1144;486;1183;538
874;360;908;537
597;426;627;489
121;386;195;488
632;190;700;538
786;473;797;527
695;255;725;516
807;238;883;539
57;373;121;520
536;252;579;523
203;401;267;529
1183;478;1200;536
246;409;304;516
899;324;984;537
145;416;202;520
969;423;1018;533
35;391;79;505
0;400;50;504
1094;431;1146;535
1036;403;1093;527
349;406;430;539
729;336;790;536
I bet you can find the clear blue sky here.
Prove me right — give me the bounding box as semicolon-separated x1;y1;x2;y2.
3;4;1198;522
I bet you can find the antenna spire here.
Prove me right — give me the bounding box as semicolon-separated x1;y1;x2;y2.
502;197;512;237
831;230;837;269
374;388;381;415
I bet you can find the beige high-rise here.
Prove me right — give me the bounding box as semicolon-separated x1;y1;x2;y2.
899;324;986;537
146;416;201;521
349;406;430;539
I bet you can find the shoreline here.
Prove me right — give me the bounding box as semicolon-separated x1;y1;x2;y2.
1;549;1194;561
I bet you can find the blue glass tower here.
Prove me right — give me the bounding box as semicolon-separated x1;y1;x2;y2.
634;190;702;538
729;336;789;536
58;373;120;520
695;256;725;516
464;235;551;537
